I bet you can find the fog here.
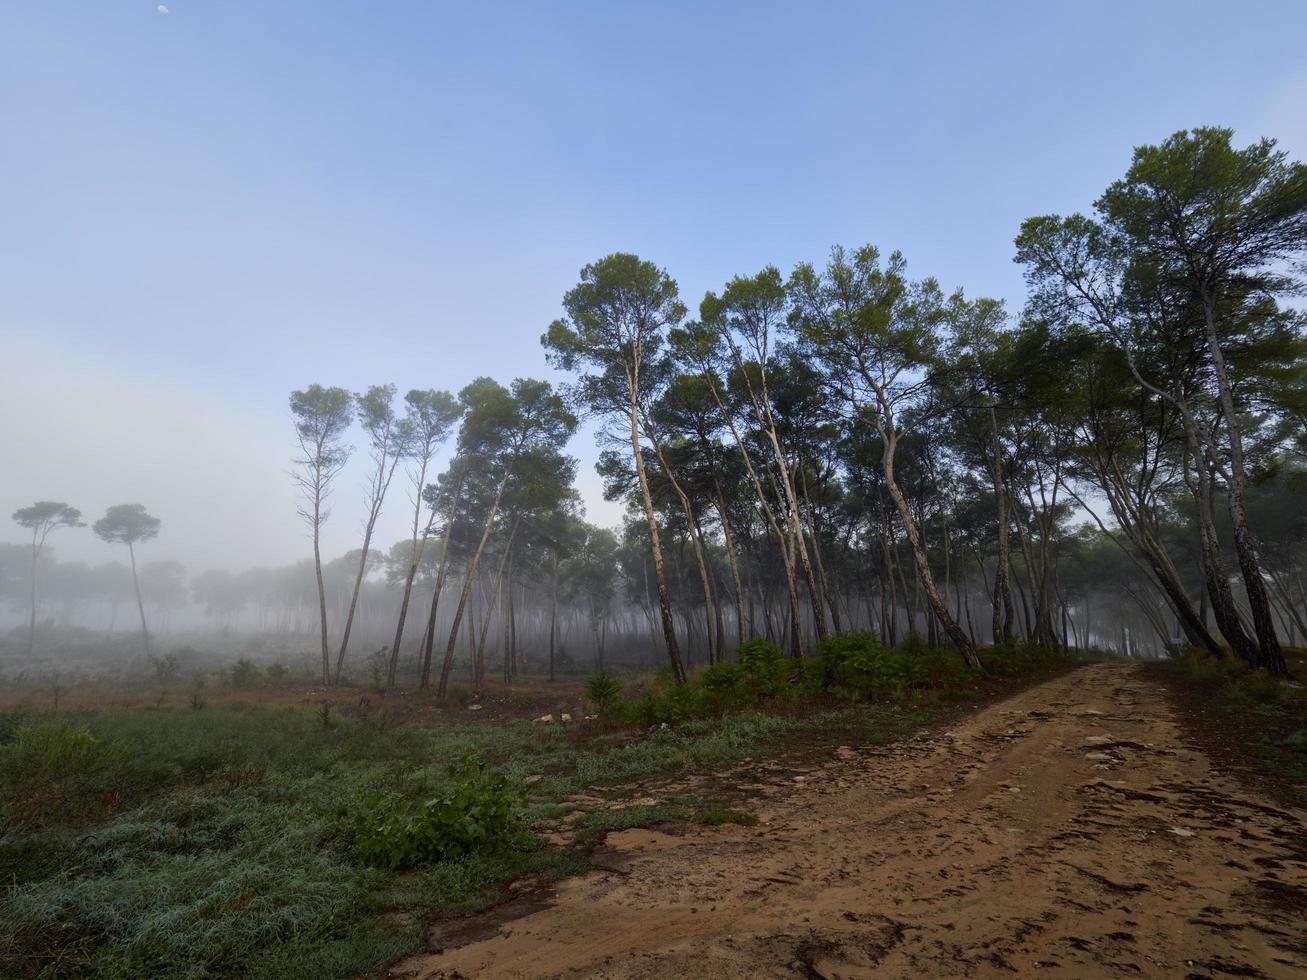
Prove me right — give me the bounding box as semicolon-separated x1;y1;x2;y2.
0;330;621;574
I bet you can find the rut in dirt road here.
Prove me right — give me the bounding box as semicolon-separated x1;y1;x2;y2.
390;664;1307;979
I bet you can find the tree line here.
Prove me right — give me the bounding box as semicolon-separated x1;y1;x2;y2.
7;127;1306;685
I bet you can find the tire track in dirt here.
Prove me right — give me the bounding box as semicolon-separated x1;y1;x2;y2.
388;664;1307;978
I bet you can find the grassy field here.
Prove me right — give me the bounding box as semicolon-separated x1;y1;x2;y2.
0;638;1068;979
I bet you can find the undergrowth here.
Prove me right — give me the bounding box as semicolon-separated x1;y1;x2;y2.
0;637;1065;979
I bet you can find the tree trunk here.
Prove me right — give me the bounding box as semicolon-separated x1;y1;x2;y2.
1201;293;1285;674
438;471;510;698
881;418;981;669
419;474;466;689
630;390;687;683
127;541;151;656
548;551;559;682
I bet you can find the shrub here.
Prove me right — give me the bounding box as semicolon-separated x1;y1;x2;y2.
150;653;181;682
0;721;113;784
228;658;260;689
265;663;288;686
699;662;749;713
344;753;524;869
583;670;624;725
738;639;788;697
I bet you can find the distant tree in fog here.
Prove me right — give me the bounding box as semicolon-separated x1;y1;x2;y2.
92;504;161;654
12;501;83;655
140;560;188;631
335;384;403;684
290;384;354;685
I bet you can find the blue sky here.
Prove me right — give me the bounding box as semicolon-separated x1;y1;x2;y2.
2;0;1306;568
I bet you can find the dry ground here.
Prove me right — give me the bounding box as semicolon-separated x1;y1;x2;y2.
389;663;1307;979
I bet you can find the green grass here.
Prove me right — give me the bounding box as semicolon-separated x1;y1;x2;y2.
0;643;1068;979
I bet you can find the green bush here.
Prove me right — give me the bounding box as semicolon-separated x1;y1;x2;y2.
738;639;788;697
627;680;703;727
228;657;261;689
699;662;750;713
984;639;1053;677
345;753;524;870
0;721;112;783
817;632;974;699
583;670;624;724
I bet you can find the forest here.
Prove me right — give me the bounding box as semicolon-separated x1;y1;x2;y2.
6;127;1305;688
2;126;1306;980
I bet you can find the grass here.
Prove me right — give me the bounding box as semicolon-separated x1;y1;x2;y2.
1146;649;1307;809
0;643;1069;979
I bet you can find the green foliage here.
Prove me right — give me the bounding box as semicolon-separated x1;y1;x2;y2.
344;754;524;870
817;632;974;699
699;662;750;713
737;638;788;697
229;657;261;689
582;669;624;723
151;653;181;682
1;721;112;783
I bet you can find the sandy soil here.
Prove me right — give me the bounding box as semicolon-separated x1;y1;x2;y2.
389;664;1307;978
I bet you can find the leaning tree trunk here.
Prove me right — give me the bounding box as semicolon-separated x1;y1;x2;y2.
438;472;510;698
649;435;718;664
630;391;687;683
880;419;981;670
1202;294;1285;674
418;478;465;689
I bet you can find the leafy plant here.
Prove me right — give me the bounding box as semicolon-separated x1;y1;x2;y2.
344;753;525;869
583;670;624;726
228;658;260;689
738;639;788;697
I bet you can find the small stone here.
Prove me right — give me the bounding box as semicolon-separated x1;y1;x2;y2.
1168;827;1196;838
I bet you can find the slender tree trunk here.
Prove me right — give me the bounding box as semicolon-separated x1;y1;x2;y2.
548;551;558;682
127;541;150;656
709;468;748;642
647;434;717;664
419;474;466;689
629;389;687;683
438;471;510;697
311;484;331;684
27;530;39;657
880;416;981;669
1201;293;1285;674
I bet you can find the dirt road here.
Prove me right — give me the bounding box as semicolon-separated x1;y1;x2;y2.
391;664;1307;978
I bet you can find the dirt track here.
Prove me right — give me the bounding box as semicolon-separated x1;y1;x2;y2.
391;664;1307;978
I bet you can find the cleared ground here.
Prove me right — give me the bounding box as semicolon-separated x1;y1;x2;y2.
392;664;1307;979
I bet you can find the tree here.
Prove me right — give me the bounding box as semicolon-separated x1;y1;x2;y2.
11;501;82;655
435;377;577;696
790;245;983;670
704;267;830;649
290;384;354;684
140;560;188;631
387;388;462;687
1095;128;1307;674
334;384;403;684
92;504;161;654
543;252;690;683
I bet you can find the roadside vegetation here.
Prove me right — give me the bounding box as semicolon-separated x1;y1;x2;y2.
0;639;1065;979
1148;649;1307;810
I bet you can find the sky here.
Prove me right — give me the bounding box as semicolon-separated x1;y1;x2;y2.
2;0;1306;571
